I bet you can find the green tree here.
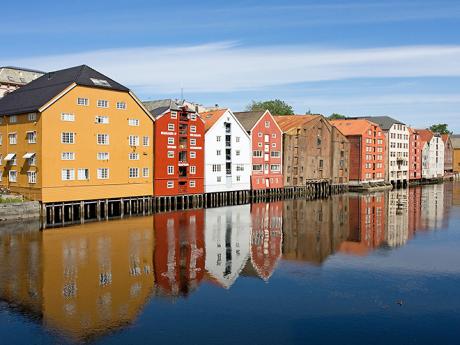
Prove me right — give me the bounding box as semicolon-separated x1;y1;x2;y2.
328;113;346;120
246;99;294;115
429;123;452;135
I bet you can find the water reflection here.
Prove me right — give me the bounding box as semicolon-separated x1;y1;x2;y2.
0;183;454;342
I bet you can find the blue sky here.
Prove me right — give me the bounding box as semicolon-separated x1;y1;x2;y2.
2;0;460;130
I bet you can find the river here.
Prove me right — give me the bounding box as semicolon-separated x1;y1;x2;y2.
0;183;459;345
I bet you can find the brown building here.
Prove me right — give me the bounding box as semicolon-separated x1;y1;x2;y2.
274;115;348;188
442;134;453;175
331;126;350;185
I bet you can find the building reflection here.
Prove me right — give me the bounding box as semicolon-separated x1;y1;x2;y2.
420;184;445;230
154;209;205;298
386;188;409;247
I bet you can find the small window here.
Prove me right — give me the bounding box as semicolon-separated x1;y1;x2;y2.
190;126;196;133
143;136;150;146
190;166;196;174
190;138;196;146
128;118;139;126
116;101;126;110
8;170;17;182
216;150;221;156
272;133;276;138
129;135;139;146
129;167;139;178
77;168;90;180
27;171;37;184
97;100;109;108
217;176;221;182
28;113;37;121
95;116;109;124
97;152;109;160
61;113;75;121
167;166;174;175
142;168;149;177
168;137;174;145
129;152;139;160
170;111;177;119
61;169;75;181
77;97;89;106
97;168;109;179
167;181;174;188
258;132;262;137
216;136;221;142
190;180;196;187
27;131;37;144
190;151;196;158
265;121;270;128
8;133;17;145
271;142;276;148
236;150;240;156
168;151;174;158
61;152;75;160
236;175;241;181
9;115;17;123
97;134;109;145
61;132;75;144
168;123;175;131
236;137;240;142
190;113;197;120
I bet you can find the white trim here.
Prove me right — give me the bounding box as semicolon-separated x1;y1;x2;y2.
39;83;77;113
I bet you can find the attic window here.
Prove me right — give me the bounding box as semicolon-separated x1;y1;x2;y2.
90;78;111;87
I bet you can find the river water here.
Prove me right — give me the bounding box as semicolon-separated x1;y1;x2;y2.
0;183;459;345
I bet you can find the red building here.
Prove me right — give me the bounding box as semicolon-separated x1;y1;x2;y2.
234;110;283;190
153;209;205;297
409;128;422;181
144;100;205;196
331;119;385;184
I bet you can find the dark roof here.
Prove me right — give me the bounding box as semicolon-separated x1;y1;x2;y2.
0;65;129;116
234;111;266;131
349;116;404;131
142;99;198;118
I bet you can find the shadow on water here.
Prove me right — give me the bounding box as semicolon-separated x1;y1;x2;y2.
0;182;457;344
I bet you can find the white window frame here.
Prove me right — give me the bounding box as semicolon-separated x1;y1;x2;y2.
168;151;174;158
190;138;196;146
9;115;17;123
95;115;109;124
167;166;174;175
97;152;109;160
168;137;174;145
167;181;174;188
129;135;139;146
129;152;140;160
27;131;37;144
116;101;127;110
8;170;17;182
61;132;75;144
128;118;140;126
97;134;109;145
190;166;196;174
61;113;75;121
142;167;149;177
8;133;17;145
77;168;90;180
190;180;196;188
143;136;150;146
97;168;109;180
190;151;196;158
61;169;75;181
168;123;175;131
61;152;75;160
97;99;109;108
190;125;196;133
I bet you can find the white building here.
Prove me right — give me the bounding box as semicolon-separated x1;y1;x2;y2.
386;188;409;247
204;205;251;288
419;130;445;179
360;116;410;186
0;66;44;98
202;109;251;193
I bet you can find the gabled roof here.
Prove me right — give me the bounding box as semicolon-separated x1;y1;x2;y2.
417;129;434;143
201;109;228;132
234;110;267;131
350;116;404;131
0;65;129;116
441;134;451;143
273;115;320;132
451;135;460;149
329;119;377;136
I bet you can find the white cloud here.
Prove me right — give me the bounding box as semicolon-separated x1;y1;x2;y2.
4;42;460;94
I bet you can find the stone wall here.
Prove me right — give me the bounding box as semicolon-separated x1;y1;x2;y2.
0;201;40;222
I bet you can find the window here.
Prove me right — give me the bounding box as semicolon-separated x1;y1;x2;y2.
129;152;139;160
97;134;109;145
97;100;109;108
167;181;174;188
0;134;2;145
190;138;196;146
236;164;244;171
212;164;221;172
78;168;89;180
97;168;109;179
216;150;221;156
258;132;263;137
143;136;150;146
190;126;196;133
236;136;240;142
236;150;240;156
168;151;174;158
128;118;139;126
271;151;280;157
8;133;17;145
190;166;196;174
171;111;177;119
142;168;149;177
190;151;196;158
129;167;139;178
190;113;197;120
116;101;126;110
95;115;109;124
9;170;17;182
27;131;37;144
253;150;263;157
168;123;175;131
61;132;75;144
168;137;174;145
28;155;37;166
9;115;17;123
271;142;276;148
167;166;174;175
272;133;276;138
270;164;280;172
61;169;75;181
216;136;221;142
77;97;88;106
97;152;109;160
265;121;270;128
236;176;241;181
28;113;37;121
61;112;75;121
253;164;262;171
128;135;139;146
217;176;221;182
61;152;75;160
190;180;196;187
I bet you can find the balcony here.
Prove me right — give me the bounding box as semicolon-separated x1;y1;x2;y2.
179;124;188;136
179;138;187;149
179;113;189;122
178;166;187;178
226;162;232;175
226;148;231;161
178;181;187;193
178;151;188;165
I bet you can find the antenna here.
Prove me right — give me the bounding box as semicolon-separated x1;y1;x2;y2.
180;81;184;101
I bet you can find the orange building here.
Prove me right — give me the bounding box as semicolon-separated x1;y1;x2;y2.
331;119;385;185
0;65;154;203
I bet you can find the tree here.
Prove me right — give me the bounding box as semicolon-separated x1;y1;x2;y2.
328;113;346;120
429;124;452;135
246;99;294;115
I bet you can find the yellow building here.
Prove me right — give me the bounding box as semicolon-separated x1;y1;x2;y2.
0;65;154;203
452;136;460;173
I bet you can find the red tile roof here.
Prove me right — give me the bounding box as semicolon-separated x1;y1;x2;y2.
416;129;434;143
273;115;320;132
201;109;228;132
329;119;376;136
